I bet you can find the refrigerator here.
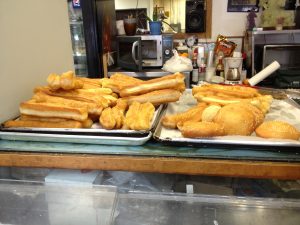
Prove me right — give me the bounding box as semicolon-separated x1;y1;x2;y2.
67;0;117;78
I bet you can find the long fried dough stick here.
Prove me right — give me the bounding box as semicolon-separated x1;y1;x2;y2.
4;120;83;129
120;73;185;97
34;86;112;108
162;102;207;129
20;101;88;122
33;92;103;115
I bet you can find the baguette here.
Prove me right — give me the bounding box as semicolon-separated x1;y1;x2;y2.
121;89;181;105
4;120;83;128
119;73;185;97
20;101;88;122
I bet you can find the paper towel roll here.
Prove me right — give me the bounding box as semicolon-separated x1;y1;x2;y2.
248;61;280;86
206;50;214;68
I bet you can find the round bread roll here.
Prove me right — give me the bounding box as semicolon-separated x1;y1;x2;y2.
213;103;256;136
234;102;265;128
255;121;300;141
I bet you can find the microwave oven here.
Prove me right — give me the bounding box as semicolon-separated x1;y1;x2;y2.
250;30;300;88
117;34;173;71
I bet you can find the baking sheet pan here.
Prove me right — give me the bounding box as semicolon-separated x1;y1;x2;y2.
0;104;165;137
0;104;165;146
0;131;153;146
154;91;300;148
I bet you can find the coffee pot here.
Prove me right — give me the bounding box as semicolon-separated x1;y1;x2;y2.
224;57;243;84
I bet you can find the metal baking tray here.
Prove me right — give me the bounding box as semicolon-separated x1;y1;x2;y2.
0;105;165;146
0;131;152;146
154;91;300;148
0;104;165;137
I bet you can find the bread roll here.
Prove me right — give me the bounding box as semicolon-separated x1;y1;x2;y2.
255;121;300;140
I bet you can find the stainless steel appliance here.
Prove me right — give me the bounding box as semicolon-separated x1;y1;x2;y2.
117;34;173;71
250;30;300;88
224;57;243;84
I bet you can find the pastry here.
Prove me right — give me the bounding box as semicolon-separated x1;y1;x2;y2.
162;102;207;129
255;121;300;140
178;121;226;138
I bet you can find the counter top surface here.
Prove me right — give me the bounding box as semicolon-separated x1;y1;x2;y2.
0;139;300;180
0;139;299;162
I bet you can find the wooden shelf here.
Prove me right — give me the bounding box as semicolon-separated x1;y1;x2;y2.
0;151;299;180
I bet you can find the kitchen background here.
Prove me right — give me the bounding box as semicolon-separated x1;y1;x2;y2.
0;0;289;122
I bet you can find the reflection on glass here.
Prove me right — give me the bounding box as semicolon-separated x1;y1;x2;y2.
67;0;88;77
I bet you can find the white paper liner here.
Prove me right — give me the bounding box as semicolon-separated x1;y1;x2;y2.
158;91;300;146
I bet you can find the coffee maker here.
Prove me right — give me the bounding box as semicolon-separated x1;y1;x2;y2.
224;57;243;84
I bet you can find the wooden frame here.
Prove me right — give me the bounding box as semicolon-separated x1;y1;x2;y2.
0;152;300;180
227;0;259;12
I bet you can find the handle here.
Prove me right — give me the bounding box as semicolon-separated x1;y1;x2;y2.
131;41;139;64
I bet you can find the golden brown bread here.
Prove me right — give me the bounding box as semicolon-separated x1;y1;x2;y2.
99;108;115;130
124;102;155;130
161;102;207;129
47;71;84;91
192;84;273;114
20;101;88;122
77;77;102;89
99;99;128;129
201;105;222;122
192;84;260;98
19;114;93;128
100;73;143;93
4;119;83;128
178;121;226;138
119;73;186;97
34;86;114;108
121;89;181;106
255;121;300;140
213;103;259;136
32;92;103;116
47;73;61;90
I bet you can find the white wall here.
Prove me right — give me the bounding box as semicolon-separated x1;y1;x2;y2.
116;0;252;40
211;0;249;40
115;0;150;17
0;0;74;123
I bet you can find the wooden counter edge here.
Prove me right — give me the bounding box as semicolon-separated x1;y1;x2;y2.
0;152;299;180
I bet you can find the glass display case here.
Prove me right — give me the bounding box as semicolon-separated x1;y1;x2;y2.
67;0;88;77
0;179;299;225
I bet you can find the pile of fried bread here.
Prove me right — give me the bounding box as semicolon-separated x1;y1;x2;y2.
4;71;186;131
162;84;300;141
